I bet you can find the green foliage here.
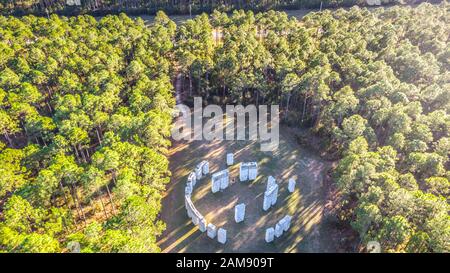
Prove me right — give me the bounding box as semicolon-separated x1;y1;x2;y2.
0;13;175;253
173;3;449;252
0;3;448;253
0;1;418;16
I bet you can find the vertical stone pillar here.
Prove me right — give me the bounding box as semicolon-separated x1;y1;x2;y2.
265;227;275;243
234;203;246;223
207;223;217;239
227;153;234;165
288;178;296;193
217;228;227;244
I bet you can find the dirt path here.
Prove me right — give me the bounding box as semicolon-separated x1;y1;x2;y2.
156;115;344;252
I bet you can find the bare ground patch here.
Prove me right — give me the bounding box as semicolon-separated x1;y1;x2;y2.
157;122;349;252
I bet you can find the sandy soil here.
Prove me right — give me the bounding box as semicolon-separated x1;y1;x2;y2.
156;116;346;252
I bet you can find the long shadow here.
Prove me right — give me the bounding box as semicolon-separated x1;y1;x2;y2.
157;113;336;253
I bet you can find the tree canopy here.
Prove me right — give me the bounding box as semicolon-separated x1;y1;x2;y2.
0;11;175;253
0;2;448;253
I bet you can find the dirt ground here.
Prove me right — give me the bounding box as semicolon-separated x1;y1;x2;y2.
156;111;350;253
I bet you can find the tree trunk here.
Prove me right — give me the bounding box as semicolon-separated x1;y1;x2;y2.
59;182;70;209
285;92;291;120
79;144;87;163
105;184;116;214
189;71;192;96
96;128;102;145
3;131;13;147
99;196;108;219
301;95;307;124
73;185;87;226
73;145;81;162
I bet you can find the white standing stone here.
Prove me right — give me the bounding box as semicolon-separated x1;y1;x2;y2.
186;207;193;218
221;169;230;190
278;218;287;233
239;163;249;182
191;213;199;225
217;228;227;244
270;184;279;206
263;190;272;211
366;0;381;6
188;199;202;226
248;162;258;180
288;178;296;193
185;196;193;218
188;172;196;187
195;165;203;180
212;169;229;191
185;182;193;196
265;227;275;243
267;176;276;190
185;197;195;218
275;223;283;238
207;223;217;239
67;0;81;6
211;178;221;193
220;175;229;190
234;203;246;223
227;153;234;166
282;215;292;231
240;162;258;181
201;161;209;175
198;218;207;232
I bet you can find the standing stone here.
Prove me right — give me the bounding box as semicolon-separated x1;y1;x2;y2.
265;227;275;243
207;223;217;239
227;153;234;166
212;169;229;192
288;178;296;193
248;162;258;180
220;169;229;190
185;182;193;196
239;163;249;182
185;196;194;218
263;190;272;211
282;215;292;231
278;218;287;233
188;172;197;187
190;205;202;226
199;218;207;232
201;161;209;174
186;205;193;218
270;184;279;206
191;213;199;225
267;176;276;190
67;0;81;6
234;203;246;223
275;223;283;238
220;175;229;190
217;228;227;244
195;165;203;180
211;177;220;193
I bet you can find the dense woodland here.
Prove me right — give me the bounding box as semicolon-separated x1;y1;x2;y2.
0;12;175;252
0;3;449;253
0;0;435;16
174;3;449;252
